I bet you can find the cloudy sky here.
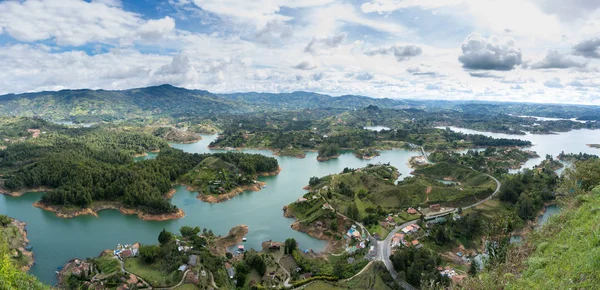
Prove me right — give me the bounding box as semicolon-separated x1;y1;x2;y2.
1;0;600;104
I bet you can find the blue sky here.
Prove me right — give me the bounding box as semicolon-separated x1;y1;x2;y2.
0;0;600;104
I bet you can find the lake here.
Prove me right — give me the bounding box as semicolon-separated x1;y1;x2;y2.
0;134;418;284
440;127;600;171
3;128;597;284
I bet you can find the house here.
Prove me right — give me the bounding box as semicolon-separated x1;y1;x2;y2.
315;221;323;228
268;242;281;251
411;240;421;248
407;207;418;214
297;197;308;203
188;255;198;266
178;265;188;271
225;263;235;279
302;273;313;279
429;204;441;211
392;236;401;247
402;225;414;234
347;257;355;264
120;249;132;258
322;203;333;210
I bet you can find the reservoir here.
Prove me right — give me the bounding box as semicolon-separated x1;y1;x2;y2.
1;130;596;284
0;134;417;284
439;127;600;171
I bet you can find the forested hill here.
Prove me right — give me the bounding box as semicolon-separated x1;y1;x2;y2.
3;84;600;124
0;85;405;123
219;91;405;111
0;85;246;123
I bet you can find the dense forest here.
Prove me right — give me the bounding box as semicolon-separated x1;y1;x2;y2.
0;122;278;214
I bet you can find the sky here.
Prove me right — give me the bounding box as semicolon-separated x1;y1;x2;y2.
0;0;600;104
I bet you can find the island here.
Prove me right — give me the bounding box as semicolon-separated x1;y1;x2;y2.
0;118;279;220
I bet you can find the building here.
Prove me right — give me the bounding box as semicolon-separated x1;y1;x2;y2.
297;197;308;203
178;265;188;271
188;255;198;266
407;207;418;215
402;225;414;234
429;204;441;211
225;263;235;279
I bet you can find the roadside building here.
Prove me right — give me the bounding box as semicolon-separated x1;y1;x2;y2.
429;204;441;212
225;263;235;279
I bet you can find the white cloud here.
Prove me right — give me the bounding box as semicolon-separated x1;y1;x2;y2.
459;33;522;71
139;16;176;42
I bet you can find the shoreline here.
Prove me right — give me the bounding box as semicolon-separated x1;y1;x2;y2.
194;181;267;203
317;154;340;162
11;219;34;272
164;188;177;199
32;201;185;221
258;166;282;176
0;187;49;197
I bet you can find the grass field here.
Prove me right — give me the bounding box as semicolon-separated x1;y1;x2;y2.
303;262;393;290
174;283;199;290
95;255;120;274
124;257;182;287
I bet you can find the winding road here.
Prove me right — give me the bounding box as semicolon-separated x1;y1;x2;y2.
378;171;500;290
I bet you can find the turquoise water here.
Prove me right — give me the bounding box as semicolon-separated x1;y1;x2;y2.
441;127;600;171
0;134;419;284
537;204;560;226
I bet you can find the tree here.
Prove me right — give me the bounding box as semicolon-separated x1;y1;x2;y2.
139;245;161;264
308;176;320;187
180;226;201;238
468;260;478;276
0;215;11;227
158;229;172;245
346;204;359;220
284;238;297;255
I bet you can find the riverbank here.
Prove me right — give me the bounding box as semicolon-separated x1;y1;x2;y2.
32;201;185;221
3;218;35;272
0;186;49;197
317;154;340;162
194;181;267;203
212;224;249;255
165;188;177;198
259;166;283;176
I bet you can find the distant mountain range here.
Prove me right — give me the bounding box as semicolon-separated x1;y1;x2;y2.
0;84;599;122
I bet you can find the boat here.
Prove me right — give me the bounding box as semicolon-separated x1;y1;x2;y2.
242;237;247;242
237;245;245;253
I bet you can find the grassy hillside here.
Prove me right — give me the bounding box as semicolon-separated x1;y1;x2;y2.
458;159;600;289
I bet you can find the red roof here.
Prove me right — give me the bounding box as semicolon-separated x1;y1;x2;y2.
411;240;420;246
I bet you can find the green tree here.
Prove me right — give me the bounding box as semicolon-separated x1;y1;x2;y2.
180;226;201;238
139;244;161;264
158;228;172;245
468;260;478;276
0;215;11;227
284;238;297;255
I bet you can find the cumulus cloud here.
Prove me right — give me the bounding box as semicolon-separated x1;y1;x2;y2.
365;44;422;61
255;20;293;45
139;16;176;42
573;38;600;58
293;60;318;70
304;33;347;54
469;72;502;78
544;77;564;88
312;72;325;81
528;50;587;69
346;72;374;80
0;0;142;46
537;0;600;21
458;33;522;71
